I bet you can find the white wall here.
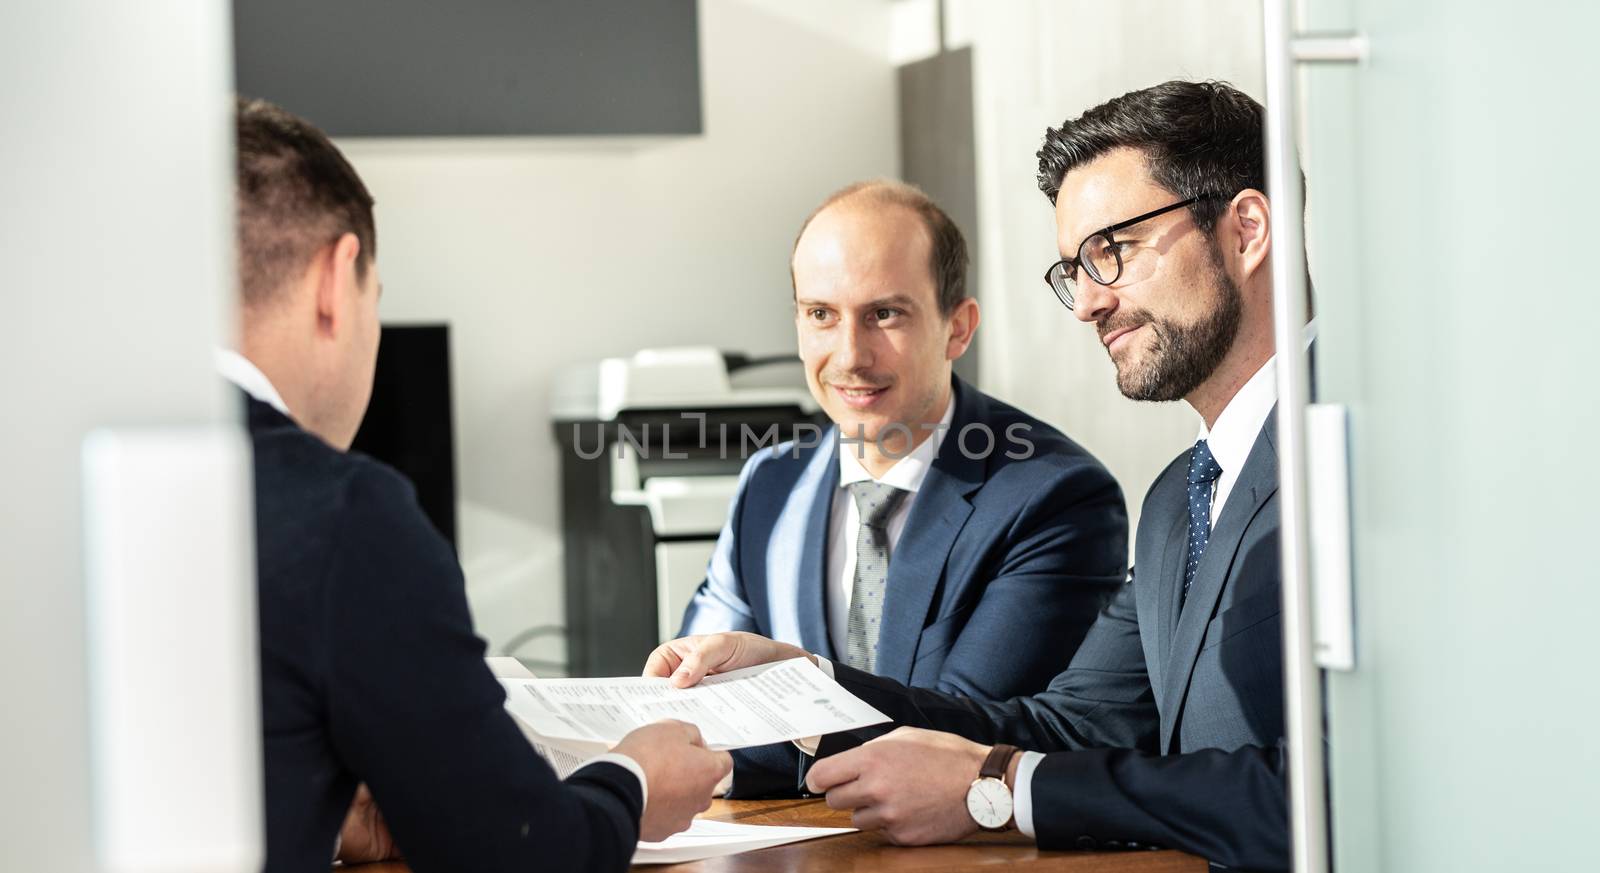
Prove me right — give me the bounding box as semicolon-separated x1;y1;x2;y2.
2;0;244;867
955;0;1265;545
337;1;897;666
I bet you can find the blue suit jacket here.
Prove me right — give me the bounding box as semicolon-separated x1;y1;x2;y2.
680;378;1128;794
819;413;1290;870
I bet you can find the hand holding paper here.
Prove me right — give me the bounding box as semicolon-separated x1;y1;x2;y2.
493;655;873;860
613;721;731;842
501;658;888;751
643;631;814;687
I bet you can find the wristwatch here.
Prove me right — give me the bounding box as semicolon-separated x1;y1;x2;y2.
965;743;1020;830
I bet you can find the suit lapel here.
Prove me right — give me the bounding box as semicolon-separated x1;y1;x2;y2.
1130;452;1188;708
1158;420;1280;752
795;437;839;659
1152;495;1189;696
872;379;982;684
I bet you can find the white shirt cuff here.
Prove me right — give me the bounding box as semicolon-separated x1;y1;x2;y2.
1012;751;1045;838
791;656;833;755
574;752;649;812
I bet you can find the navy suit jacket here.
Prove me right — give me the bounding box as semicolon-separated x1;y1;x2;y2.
820;414;1289;871
248;396;643;873
680;378;1128;795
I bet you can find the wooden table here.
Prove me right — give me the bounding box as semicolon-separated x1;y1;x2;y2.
344;798;1205;872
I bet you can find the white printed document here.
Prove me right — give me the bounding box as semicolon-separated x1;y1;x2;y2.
490;656;864;861
488;657;609;778
633;818;855;865
499;657;890;751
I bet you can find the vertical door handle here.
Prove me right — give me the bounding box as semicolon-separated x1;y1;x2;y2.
1292;32;1369;64
1306;404;1356;671
1261;4;1368;873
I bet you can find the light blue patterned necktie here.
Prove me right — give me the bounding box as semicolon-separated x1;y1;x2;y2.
842;481;909;672
1183;439;1224;604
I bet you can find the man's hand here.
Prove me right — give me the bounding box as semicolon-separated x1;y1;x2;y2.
805;726;993;845
612;720;733;842
336;783;401;863
642;632;813;687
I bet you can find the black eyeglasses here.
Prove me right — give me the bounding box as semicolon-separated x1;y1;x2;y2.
1043;194;1217;310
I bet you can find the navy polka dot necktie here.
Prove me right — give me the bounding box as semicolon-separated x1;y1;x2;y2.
842;480;909;672
1183;439;1224;603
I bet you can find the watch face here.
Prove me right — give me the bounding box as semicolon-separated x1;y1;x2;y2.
966;777;1013;829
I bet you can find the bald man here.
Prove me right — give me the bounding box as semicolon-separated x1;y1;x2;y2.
676;181;1128;796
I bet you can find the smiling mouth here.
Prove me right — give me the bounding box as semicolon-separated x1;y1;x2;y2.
1101;324;1143;349
831;384;890;408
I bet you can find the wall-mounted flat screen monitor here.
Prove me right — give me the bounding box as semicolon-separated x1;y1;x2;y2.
233;0;702;137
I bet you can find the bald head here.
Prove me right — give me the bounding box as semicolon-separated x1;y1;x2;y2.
790;180;968;316
793;199;934;311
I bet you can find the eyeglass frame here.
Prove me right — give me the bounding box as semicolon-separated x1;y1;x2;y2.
1043;193;1223;310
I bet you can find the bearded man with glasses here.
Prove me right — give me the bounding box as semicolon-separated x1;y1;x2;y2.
1044;192;1247;403
645;79;1306;871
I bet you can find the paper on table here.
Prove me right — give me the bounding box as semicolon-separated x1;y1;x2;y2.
633;818;856;865
498;657;890;751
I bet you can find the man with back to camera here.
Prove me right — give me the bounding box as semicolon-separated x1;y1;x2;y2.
223;97;729;873
648;80;1304;870
676;180;1128;796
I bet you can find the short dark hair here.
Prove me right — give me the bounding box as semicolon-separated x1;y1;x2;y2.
1036;80;1264;232
234;96;376;305
791;180;968;317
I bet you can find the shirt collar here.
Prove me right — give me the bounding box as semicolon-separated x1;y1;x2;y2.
837;394;956;493
1198;355;1277;479
215;348;291;417
1195;319;1318;476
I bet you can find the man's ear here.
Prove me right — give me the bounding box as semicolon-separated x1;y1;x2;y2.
1224;189;1272;284
314;232;365;338
945;297;980;361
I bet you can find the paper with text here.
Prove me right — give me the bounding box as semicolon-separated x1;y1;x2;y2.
504;714;610;779
489;657;612;778
499;657;890;750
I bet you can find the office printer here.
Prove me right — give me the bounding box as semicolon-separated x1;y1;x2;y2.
551;347;823;677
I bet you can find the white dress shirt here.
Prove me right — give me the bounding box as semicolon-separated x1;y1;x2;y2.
1197;354;1281;526
825;396;956;652
215;349;650;815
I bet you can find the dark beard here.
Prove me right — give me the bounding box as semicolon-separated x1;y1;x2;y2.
1112;253;1243;402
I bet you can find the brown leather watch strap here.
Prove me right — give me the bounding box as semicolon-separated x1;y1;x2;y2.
979;743;1020;781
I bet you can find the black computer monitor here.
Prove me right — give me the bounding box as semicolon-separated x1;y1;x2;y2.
350;323;458;551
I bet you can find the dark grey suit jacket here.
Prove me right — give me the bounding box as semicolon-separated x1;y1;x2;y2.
821;415;1288;871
